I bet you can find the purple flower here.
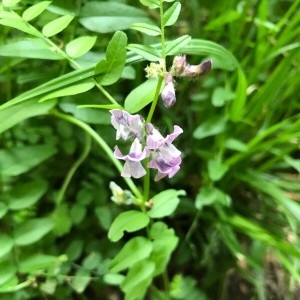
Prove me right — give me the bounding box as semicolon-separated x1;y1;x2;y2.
146;125;183;181
181;59;212;78
148;156;182;181
114;138;149;179
161;73;176;108
110;109;144;141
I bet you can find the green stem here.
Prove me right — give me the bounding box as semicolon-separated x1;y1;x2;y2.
94;82;121;106
150;285;167;300
143;157;151;201
143;76;164;201
143;1;168;200
44;36;81;69
26;19;120;106
159;1;167;61
56;133;92;205
44;37;120;105
162;270;170;297
50;110;143;200
146;76;164;123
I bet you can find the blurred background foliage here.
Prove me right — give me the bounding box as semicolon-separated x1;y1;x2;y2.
0;0;300;299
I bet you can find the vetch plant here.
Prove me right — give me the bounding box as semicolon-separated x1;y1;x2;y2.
0;0;212;298
2;0;299;299
100;2;212;298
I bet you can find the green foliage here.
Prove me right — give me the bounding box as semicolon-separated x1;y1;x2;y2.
95;31;127;86
1;0;300;299
108;210;150;242
125;78;160;113
147;189;185;218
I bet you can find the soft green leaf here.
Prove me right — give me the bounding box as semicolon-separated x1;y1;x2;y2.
163;2;181;27
0;15;40;36
208;159;229;181
0;259;16;286
0;99;56;134
205;10;241;30
22;1;51;21
0;276;18;293
166;35;191;56
0;39;62;60
52;204;72;236
40;278;57;294
2;0;21;7
13;218;54;246
39;82;95;101
19;255;57;273
284;156;300;173
0;235;14;258
79;2;150;33
69;269;91;293
149;222;178;275
7;179;48;210
127;44;161;61
70;204;86;225
45;3;74;16
104;273;125;286
193;116;227;139
148;222;174;240
212;86;235;107
230;67;247;122
225;138;248;152
83;252;101;270
121;260;155;299
139;0;160;9
66;36;97;58
195;186;230;210
95;31;127;86
147;189;186;218
110;237;153;273
170;275;207;300
0;143;57;177
130;22;161;36
42;15;74;37
108;210;150;242
125;78;161;113
0;203;8;219
95;206;113;230
66;240;84;261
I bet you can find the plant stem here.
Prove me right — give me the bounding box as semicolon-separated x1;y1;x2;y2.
143;158;151;201
50;110;143;200
56;133;92;205
143;0;168;201
94;82;121;106
159;0;167;62
146;76;164;123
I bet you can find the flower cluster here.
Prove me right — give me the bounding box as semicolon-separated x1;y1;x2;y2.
160;55;212;108
110;109;182;181
111;55;211;181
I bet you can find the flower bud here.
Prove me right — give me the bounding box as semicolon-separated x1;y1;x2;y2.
161;73;176;108
181;59;212;78
171;55;187;76
109;182;134;205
